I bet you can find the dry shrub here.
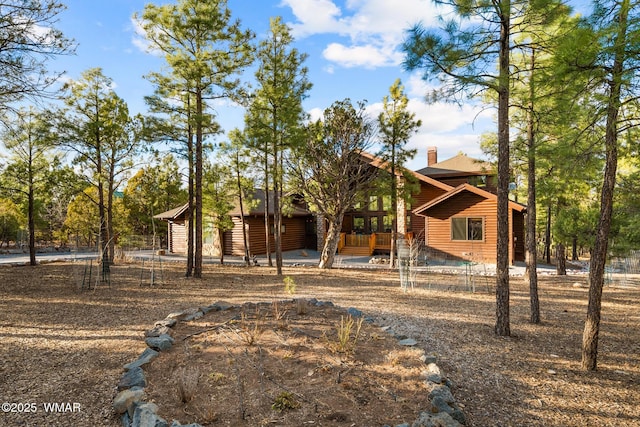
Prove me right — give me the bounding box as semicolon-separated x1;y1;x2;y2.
176;366;200;404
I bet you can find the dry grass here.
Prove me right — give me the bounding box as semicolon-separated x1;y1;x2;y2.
0;261;637;426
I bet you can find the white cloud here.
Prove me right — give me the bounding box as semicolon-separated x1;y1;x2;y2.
308;107;324;122
323;42;400;68
280;0;445;69
130;16;163;57
365;93;494;170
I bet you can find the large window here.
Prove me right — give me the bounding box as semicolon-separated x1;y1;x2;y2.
451;217;484;241
353;216;365;233
369;216;378;233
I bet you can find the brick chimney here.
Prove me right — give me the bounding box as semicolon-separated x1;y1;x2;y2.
427;146;438;166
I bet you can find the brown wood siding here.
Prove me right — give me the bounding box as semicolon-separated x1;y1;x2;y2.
424;192;498;263
410;182;448;239
169;222;187;254
224;216;309;256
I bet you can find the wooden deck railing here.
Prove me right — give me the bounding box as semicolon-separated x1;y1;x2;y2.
345;233;370;247
338;231;418;254
338;232;346;253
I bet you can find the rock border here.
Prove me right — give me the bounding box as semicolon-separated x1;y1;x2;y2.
113;300;466;427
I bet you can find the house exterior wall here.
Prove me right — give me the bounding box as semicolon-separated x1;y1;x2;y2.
168;221;187;254
409;182;448;239
223;216;309;256
424;192;499;263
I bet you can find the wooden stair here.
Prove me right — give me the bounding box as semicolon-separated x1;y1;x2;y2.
339;245;372;256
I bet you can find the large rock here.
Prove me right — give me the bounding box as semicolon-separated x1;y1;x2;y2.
145;325;171;337
166;308;199;321
145;333;175;351
412;411;463;427
131;402;167;427
118;366;147;391
124;348;159;371
155;318;177;328
423;362;443;383
113;387;146;414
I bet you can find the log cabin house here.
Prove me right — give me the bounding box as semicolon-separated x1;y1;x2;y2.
155;147;525;264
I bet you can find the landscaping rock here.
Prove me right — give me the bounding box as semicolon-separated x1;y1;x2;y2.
145;333;175;351
144;325;170;337
420;354;438;365
169;422;204;427
118;366;147;391
182;310;203;321
210;301;234;311
412;411;462;427
423;362;443;383
347;307;363;318
155;318;177;328
428;384;455;404
166;307;199;321
398;338;418;346
131;402;167;427
124;348;159;371
113;387;146;414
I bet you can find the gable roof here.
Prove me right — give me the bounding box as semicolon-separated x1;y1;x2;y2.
154;203;188;220
227;189;310;217
416;153;494;178
358;150;453;192
412;183;526;216
153;189;311;221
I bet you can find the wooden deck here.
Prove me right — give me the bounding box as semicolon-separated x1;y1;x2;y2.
337;232;412;256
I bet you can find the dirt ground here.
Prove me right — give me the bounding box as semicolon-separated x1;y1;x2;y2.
0;260;638;427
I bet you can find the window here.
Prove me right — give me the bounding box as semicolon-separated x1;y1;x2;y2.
369;216;378;233
383;215;393;232
451;217;484;241
353;216;365;233
368;195;379;211
269;224;286;234
382;195;392;211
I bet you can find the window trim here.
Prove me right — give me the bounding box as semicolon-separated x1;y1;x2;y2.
451;216;484;242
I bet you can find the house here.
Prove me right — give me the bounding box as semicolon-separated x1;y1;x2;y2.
154;190;316;258
155;147;525;264
413;147;525;263
332;147;525;264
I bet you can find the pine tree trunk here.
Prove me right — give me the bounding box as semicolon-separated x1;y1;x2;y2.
273;143;283;276
545;205;552;264
556;243;566;275
194;89;203;278
185;98;194;277
28;168;36;266
582;0;627;371
525;48;540;324
494;1;511;337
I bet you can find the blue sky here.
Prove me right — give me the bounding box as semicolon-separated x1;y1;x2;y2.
52;0;588;171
